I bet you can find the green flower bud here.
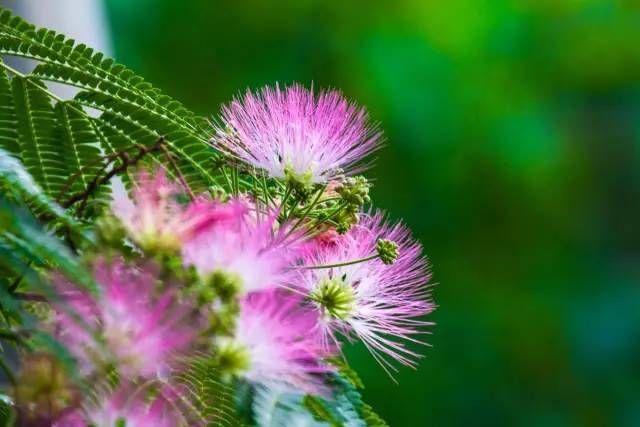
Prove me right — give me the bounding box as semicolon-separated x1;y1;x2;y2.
95;215;127;248
209;270;243;302
209;185;228;200
335;211;359;234
376;239;399;265
336;176;371;209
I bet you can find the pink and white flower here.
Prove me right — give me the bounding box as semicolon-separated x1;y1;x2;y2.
296;211;434;373
181;200;295;294
55;386;183;427
219;290;333;393
52;258;196;379
214;84;381;184
112;169;221;252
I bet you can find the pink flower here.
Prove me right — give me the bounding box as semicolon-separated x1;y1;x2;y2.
296;211;435;374
214;84;381;184
52;258;196;379
55;386;183;427
219;290;333;393
112;169;221;252
181;200;295;294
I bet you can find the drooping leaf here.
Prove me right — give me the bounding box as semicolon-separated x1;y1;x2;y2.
0;148;79;228
252;384;329;427
0;64;18;158
11;76;67;198
301;372;388;427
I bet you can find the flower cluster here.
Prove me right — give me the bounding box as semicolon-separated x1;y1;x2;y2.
11;84;434;426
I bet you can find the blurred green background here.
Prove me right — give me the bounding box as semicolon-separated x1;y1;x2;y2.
97;0;640;425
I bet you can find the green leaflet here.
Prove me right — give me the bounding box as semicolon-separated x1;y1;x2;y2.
0;66;18;158
11;76;65;198
0;197;96;295
175;357;245;427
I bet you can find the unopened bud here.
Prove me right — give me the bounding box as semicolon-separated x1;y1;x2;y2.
376;239;399;265
336;176;371;208
209;270;243;302
95;215;126;248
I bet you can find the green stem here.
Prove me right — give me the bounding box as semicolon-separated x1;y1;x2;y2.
299;254;379;270
261;175;273;208
279;186;293;216
306;201;348;230
220;166;233;193
287;184;326;234
0;61;64;102
230;167;238;196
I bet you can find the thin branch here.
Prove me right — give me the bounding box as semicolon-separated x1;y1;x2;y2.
159;144;195;200
12;292;47;302
63;137;166;212
296;254;379;270
56;151;120;204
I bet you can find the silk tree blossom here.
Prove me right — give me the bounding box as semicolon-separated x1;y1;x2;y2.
181;199;296;294
55;386;182;427
296;212;434;374
216;290;334;393
214;84;381;186
52;258;196;379
112;169;222;252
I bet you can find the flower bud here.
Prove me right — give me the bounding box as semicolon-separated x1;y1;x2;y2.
376;238;399;265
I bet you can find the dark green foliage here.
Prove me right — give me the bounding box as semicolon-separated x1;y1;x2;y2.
0;195;95;382
302;371;388;427
0;397;13;427
0;6;220;209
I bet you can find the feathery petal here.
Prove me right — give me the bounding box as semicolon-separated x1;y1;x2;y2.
297;211;434;373
52;258;196;379
182;199;295;294
215;84;381;184
223;289;334;393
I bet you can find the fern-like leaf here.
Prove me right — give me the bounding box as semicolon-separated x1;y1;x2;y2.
0;7;220;195
54;101;108;202
174;357;245;427
11;76;67;197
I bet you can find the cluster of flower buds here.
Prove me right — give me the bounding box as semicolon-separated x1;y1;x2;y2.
334;175;372;233
13;83;434;426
